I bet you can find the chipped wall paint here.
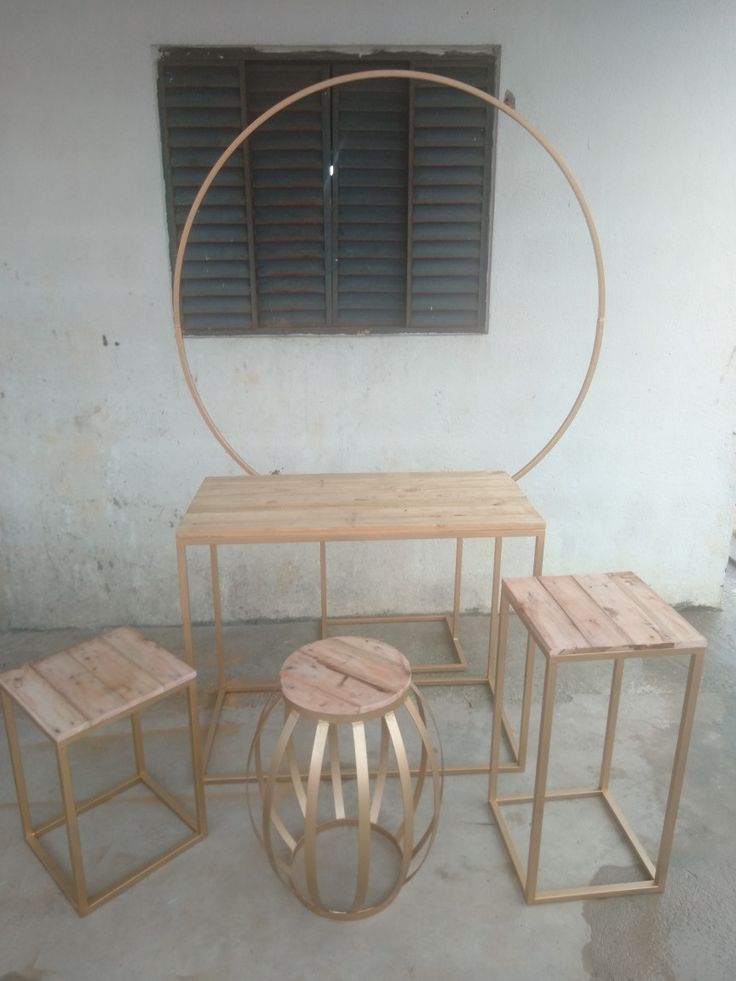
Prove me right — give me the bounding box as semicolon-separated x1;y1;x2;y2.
1;0;735;629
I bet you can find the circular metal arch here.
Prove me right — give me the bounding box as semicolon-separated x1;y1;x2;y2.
172;69;606;480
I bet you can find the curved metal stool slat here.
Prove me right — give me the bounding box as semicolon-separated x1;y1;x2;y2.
247;636;443;920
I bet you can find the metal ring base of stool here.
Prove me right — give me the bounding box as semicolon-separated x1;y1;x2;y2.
290;819;405;920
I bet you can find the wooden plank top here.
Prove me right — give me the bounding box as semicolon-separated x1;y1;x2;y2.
503;572;706;658
177;471;545;545
0;627;195;742
280;636;412;720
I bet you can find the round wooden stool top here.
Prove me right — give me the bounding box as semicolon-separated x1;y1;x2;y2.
280;636;412;722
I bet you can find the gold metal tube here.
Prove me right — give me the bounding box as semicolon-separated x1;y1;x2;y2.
654;651;704;887
452;538;464;639
210;545;226;688
319;541;328;639
600;658;624;791
1;692;34;837
56;743;87;914
176;540;194;667
131;712;145;776
487;537;503;683
187;680;208;835
517;638;536;770
525;658;557;902
488;595;510;803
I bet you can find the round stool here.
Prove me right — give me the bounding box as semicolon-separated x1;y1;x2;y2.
247;636;442;920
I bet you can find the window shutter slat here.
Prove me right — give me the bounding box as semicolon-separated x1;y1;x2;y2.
246;65;329;328
409;64;494;331
160;62;252;332
334;73;409;327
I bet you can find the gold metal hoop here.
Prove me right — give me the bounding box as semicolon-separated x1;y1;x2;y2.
173;69;606;480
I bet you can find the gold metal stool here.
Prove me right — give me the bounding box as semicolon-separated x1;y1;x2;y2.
248;636;442;920
0;627;207;916
489;572;706;904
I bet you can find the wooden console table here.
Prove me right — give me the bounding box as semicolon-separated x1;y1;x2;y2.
176;471;545;783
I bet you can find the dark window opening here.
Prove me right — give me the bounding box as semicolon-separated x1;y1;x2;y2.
158;49;499;335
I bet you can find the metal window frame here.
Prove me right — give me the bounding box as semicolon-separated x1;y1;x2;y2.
157;47;500;336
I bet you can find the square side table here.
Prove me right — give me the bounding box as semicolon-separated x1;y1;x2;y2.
0;627;207;916
488;571;706;903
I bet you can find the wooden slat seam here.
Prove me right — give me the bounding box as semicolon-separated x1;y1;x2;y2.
504;592;561;658
27;664;97;724
102;629;194;685
601;574;676;647
66;641;162;699
571;574;674;649
282;675;371;713
537;576;632;649
33;655;127;719
309;636;407;676
301;660;399;695
98;635;172;689
504;581;589;657
1;666;90;739
527;578;590;653
610;574;704;648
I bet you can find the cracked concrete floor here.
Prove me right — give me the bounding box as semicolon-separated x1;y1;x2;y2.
1;568;734;981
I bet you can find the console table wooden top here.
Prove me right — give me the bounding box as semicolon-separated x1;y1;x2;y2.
176;471;546;545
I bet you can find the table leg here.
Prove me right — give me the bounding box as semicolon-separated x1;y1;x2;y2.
187;682;208;836
516;531;545;770
176;540;194;667
320;541;328;640
56;743;88;915
451;538;463;640
600;657;625;791
533;530;545;576
654;651;704;888
131;712;146;777
210;544;226;688
525;658;557;902
1;692;34;837
488;594;510;803
487;536;504;683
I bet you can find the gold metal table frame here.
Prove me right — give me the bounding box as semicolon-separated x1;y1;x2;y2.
176;470;546;783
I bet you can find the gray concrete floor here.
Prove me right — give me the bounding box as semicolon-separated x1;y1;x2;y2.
1;569;735;981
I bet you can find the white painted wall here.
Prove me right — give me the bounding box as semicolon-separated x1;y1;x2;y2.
1;0;735;629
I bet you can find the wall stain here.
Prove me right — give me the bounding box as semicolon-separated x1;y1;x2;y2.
73;404;105;434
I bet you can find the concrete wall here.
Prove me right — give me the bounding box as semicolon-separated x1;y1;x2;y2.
1;0;735;629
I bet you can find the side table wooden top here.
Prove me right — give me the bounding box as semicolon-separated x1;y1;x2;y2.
176;471;545;545
280;636;412;721
503;572;707;659
0;627;195;743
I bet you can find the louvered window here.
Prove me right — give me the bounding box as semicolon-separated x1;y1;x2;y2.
158;50;498;335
